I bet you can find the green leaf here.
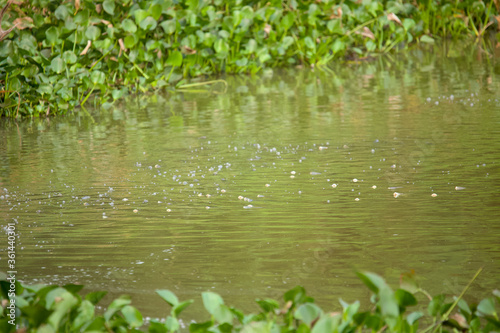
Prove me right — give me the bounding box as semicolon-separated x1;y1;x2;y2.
45;27;59;46
173;300;194;317
399;272;419;293
85;26;101;41
62;51;77;64
85;291;108;305
165;316;179;332
103;0;115;15
379;287;399;319
331;39;345;54
122;305;143;328
428;295;446;317
241;321;270;333
477;298;497;317
356;271;387;294
124;35;137;48
104;295;131;321
213;304;234;324
156;290;179;307
189;321;213;333
160;20;177;34
50;56;65;74
256;299;280;313
202;292;224;315
54;5;69;21
395;289;417;308
304;37;315;49
284;286;309;305
294;303;322;326
166;50;183;67
420;35;435;44
149;4;163;20
134;9;149;25
37;83;53;95
149;320;168;333
90;71;105;85
122;19;137;33
406;311;424;325
72;300;94;330
311;315;339;333
214;39;229;54
47;291;78;328
140;17;158;31
281;12;295;31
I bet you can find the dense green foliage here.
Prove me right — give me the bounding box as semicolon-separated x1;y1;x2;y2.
1;270;499;332
0;0;499;117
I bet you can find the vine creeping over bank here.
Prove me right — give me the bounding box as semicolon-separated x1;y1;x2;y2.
0;0;499;117
1;270;499;332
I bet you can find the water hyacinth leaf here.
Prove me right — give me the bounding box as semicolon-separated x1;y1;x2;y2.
50;56;65;74
71;300;94;330
428;295;445;316
140;17;158;31
62;51;77;64
121;305;143;328
85;291;107;305
165;316;179;331
331;39;345;53
160;20;176;34
122;19;137;33
149;4;163;21
477;298;497;317
156;290;179;307
173;300;194;317
294;303;322;326
37;84;53;95
45;27;59;45
213;304;234;324
399;271;418;293
166;50;183;67
48;291;78;328
304;37;315;49
284;286;309;304
85;26;101;41
124;35;137;48
406;311;424;325
395;289;417;308
311;315;339;333
202;291;224;315
379;287;399;318
256;299;279;313
149;320;168;333
104;296;131;321
356;272;387;294
214;39;229;54
134;9;149;25
189;321;213;333
281;12;295;31
103;0;115;15
54;5;69;21
90;71;105;85
420;35;435;44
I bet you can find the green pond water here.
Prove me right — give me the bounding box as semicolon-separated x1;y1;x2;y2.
1;49;500;319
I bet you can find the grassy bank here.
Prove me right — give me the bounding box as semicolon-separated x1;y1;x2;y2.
0;0;499;117
1;269;499;332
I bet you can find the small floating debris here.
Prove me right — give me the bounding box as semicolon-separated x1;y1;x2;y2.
155;164;161;168
431;193;438;197
393;192;402;198
455;186;466;190
122;198;129;201
238;196;244;200
133;209;138;213
310;171;321;175
290;171;296;175
290;175;295;179
265;184;270;187
198;193;203;197
243;205;253;209
331;184;338;188
388;187;403;190
257;194;265;198
318;146;328;150
355;198;360;201
205;206;210;210
220;189;226;193
371;185;377;189
166;208;172;212
206;194;211;198
352;178;358;183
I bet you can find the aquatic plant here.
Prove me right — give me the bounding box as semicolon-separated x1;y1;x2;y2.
1;269;499;332
0;0;498;117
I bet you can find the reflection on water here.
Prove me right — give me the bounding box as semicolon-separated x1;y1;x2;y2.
1;49;500;318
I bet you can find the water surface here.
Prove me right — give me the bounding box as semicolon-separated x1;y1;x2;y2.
1;48;500;318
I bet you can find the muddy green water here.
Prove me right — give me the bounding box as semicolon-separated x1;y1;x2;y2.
1;50;500;319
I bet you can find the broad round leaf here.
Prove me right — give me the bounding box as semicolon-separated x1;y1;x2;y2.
156;290;179;307
45;27;59;45
140;16;157;31
166;50;183;67
62;51;77;64
90;71;105;85
294;303;322;326
122;19;137;33
85;26;101;41
121;305;143;328
50;56;65;74
103;0;115;15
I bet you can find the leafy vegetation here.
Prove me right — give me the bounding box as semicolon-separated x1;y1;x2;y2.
1;269;499;332
0;0;499;117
